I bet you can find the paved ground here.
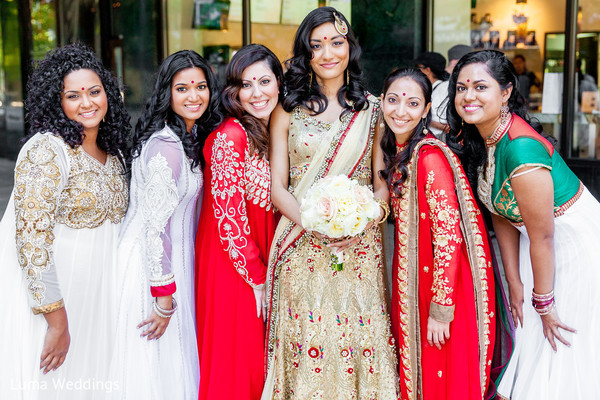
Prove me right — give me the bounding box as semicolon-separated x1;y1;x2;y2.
0;158;14;217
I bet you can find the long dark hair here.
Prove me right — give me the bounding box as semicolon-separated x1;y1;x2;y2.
131;50;222;169
221;44;283;158
380;68;432;198
282;6;368;116
445;50;543;190
24;42;130;157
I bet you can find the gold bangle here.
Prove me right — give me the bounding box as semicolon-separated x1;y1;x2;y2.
375;198;390;223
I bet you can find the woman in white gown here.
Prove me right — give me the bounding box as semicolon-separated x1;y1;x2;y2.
110;50;221;399
0;43;130;399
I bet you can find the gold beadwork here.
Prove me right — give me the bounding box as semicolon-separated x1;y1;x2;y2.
333;12;348;36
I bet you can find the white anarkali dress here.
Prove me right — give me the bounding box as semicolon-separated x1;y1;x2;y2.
0;132;128;400
110;126;202;399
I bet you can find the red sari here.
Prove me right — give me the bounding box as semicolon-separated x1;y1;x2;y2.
195;118;276;400
391;137;496;400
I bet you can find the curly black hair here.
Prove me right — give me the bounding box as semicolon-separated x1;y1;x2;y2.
24;42;130;158
445;50;545;190
130;50;222;169
282;6;368;117
221;44;283;159
379;68;432;198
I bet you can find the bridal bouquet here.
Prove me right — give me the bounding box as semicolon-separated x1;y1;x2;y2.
300;175;381;271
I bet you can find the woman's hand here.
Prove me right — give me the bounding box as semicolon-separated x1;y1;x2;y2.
427;316;450;350
138;295;172;340
508;279;525;328
540;308;576;351
326;235;362;252
40;307;70;374
253;285;267;321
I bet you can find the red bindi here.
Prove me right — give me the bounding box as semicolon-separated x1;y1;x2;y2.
402;93;406;96
467;79;470;82
191;80;194;84
81;87;85;91
324;37;327;40
253;77;256;80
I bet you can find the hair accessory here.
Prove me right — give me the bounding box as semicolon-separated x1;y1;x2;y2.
333;12;348;36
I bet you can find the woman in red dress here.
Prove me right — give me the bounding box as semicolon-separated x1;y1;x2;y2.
380;68;497;400
195;44;282;400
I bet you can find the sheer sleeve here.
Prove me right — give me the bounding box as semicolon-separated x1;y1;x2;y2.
418;146;463;323
140;137;183;297
13;135;68;314
210;122;266;288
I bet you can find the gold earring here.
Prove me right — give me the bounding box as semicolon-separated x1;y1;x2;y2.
500;104;510;122
346;69;350;87
308;69;313;93
422;119;428;135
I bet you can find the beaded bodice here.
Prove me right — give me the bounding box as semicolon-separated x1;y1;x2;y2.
288;106;371;189
55;146;128;228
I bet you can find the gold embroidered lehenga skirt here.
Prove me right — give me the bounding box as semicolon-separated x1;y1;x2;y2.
263;100;399;399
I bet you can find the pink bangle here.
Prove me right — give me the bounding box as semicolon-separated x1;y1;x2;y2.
531;290;555;315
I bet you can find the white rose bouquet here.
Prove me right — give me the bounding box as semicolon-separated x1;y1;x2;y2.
300;175;381;271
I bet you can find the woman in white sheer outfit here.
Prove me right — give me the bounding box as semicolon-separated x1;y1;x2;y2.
110;50;221;399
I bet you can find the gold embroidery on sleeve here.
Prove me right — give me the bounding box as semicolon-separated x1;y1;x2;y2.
14;137;62;305
32;299;65;315
425;170;462;307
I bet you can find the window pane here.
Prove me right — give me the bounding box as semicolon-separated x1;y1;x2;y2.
572;0;600;159
0;0;25;157
432;0;567;145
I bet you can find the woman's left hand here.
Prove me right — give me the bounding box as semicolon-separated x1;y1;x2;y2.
138;295;172;340
326;235;362;251
540;308;576;351
427;316;450;350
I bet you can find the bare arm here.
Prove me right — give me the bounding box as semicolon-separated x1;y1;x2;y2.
372;118;390;206
429;120;449;133
41;308;70;373
269;104;303;226
511;166;575;349
491;213;523;326
512;168;555;293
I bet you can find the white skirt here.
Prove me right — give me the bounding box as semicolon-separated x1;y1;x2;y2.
0;195;121;400
497;188;600;399
108;237;199;400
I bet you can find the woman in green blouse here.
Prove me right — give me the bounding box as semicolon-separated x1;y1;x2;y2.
446;50;600;399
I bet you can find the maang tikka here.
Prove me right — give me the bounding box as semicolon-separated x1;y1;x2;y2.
333;12;348;36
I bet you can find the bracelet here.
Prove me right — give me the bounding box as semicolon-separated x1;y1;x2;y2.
375;198;390;223
532;290;554;301
153;297;178;319
531;290;555;315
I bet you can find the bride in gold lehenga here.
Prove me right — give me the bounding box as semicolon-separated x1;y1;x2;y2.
263;7;399;399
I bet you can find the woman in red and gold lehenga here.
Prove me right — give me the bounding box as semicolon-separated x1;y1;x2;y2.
195;44;282;400
380;68;497;400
